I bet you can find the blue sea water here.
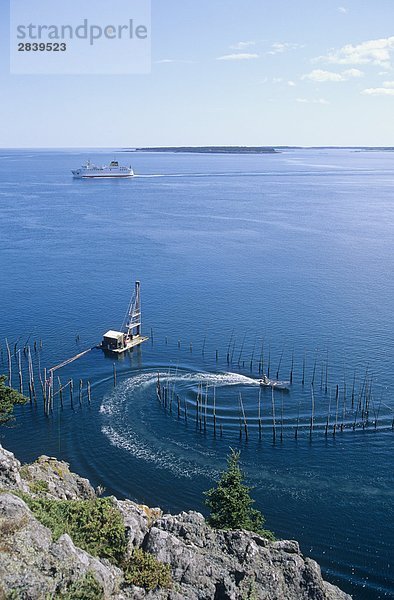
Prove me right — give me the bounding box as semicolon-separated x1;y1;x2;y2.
0;148;393;599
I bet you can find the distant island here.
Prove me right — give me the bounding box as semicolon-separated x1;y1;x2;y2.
123;146;278;154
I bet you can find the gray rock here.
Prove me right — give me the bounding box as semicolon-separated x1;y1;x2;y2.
19;453;95;500
144;511;351;600
0;444;29;492
115;499;150;552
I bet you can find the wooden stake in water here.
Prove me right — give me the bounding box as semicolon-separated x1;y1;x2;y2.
69;379;74;409
341;381;347;432
213;386;216;437
5;339;12;387
79;379;83;406
113;364;117;387
325;356;329;394
310;384;315;438
250;337;256;372
156;373;162;402
230;339;236;363
351;370;356;409
27;346;36;403
334;384;339;435
204;385;208;432
271;387;276;443
87;381;91;405
267;345;271;378
320;361;324;390
58;376;63;408
302;352;306;386
184;396;188;422
311;354;318;387
226;329;234;364
276;346;285;380
258;387;262;438
43;367;47;415
290;350;294;384
239;392;248;441
325;388;332;436
17;350;23;395
195;384;200;427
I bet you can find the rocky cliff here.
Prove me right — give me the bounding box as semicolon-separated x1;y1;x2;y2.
0;444;351;600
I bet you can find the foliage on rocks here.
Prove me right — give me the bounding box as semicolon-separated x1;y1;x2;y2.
28;479;49;494
21;495;127;564
56;571;104;600
123;548;172;591
0;375;28;425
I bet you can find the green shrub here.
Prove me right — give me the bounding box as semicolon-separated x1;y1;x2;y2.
19;465;31;481
0;375;28;425
205;449;275;540
28;480;49;494
23;496;127;564
56;572;103;600
123;548;172;591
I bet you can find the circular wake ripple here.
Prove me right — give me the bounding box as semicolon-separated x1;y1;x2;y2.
99;368;394;480
99;369;258;478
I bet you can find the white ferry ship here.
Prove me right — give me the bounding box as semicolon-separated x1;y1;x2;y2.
72;160;134;179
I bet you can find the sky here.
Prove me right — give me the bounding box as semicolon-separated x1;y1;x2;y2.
1;0;394;147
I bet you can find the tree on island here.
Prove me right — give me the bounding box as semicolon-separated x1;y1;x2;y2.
0;375;28;425
205;449;275;540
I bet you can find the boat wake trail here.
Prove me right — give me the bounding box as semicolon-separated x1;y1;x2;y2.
99;369;257;478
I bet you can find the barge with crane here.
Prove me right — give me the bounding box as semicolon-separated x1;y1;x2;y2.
101;281;148;353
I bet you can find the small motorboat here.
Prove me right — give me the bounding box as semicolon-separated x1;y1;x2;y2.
259;374;290;390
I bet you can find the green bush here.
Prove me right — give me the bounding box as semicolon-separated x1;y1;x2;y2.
56;572;103;600
205;449;275;540
123;548;172;591
28;480;49;494
23;496;127;564
0;375;28;425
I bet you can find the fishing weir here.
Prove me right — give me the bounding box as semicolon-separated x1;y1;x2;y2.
1;282;393;444
1;281;148;415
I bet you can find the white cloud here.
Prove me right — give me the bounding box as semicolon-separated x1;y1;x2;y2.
302;68;364;82
383;81;394;88
287;80;296;87
155;59;194;64
303;69;345;82
338;7;348;14
316;36;394;67
268;42;302;55
230;41;256;50
342;68;364;78
361;87;394;96
273;77;283;83
296;98;330;104
216;53;259;61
